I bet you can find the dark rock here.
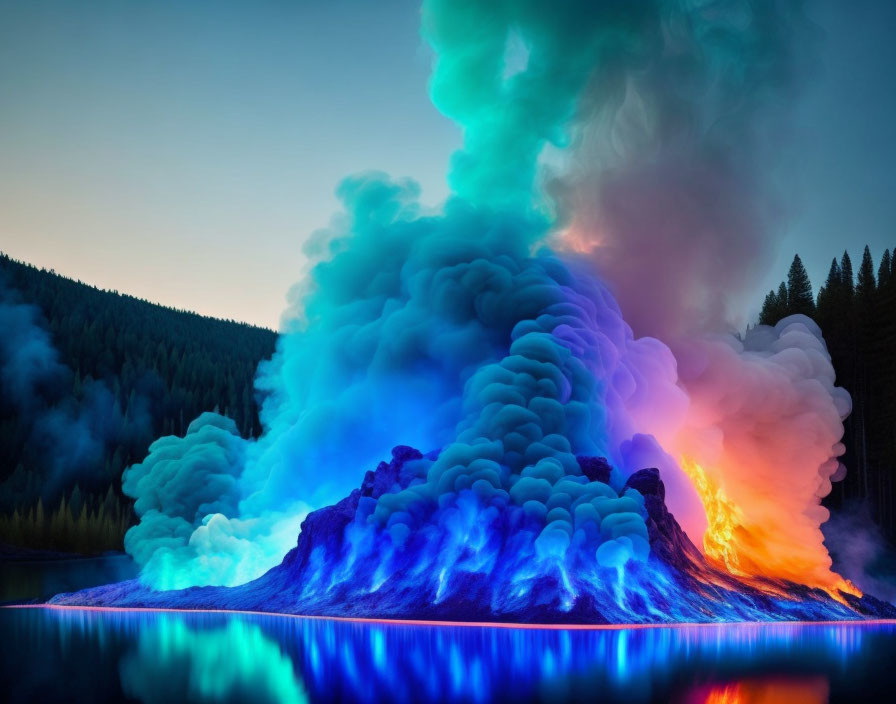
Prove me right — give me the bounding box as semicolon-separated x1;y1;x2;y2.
360;445;422;499
576;456;612;484
286;446;424;570
843;591;896;619
49;448;896;623
624;467;664;501
624;468;707;577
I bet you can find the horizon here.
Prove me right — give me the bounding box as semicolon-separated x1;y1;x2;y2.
4;241;893;336
0;249;276;331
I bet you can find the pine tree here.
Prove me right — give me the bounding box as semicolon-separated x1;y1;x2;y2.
857;245;877;300
776;282;789;315
69;484;83;517
759;289;779;325
35;498;44;546
759;282;791;326
840;251;855;298
825;257;842;291
878;249;891;288
815;258;842;331
786;254;815;316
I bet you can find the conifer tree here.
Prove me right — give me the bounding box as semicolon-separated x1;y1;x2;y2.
857;245;877;300
776;282;789;315
878;249;891;287
759;289;779;325
815;258;841;330
840;251;855;297
786;254;815;316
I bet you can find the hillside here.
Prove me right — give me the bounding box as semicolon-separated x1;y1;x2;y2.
0;252;277;552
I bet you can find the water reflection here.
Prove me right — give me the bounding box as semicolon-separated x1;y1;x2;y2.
120;619;308;704
0;554;137;603
686;677;829;704
1;606;895;703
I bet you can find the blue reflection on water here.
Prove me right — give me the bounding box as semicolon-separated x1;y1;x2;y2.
2;607;896;703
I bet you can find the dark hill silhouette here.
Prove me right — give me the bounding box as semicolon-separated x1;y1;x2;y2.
0;252;277;553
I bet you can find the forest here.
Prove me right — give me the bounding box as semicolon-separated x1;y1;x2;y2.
759;246;896;543
0;253;277;553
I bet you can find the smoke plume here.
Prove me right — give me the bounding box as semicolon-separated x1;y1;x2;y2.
560;0;809;338
550;1;850;590
121;0;854;599
824;502;896;602
0;277;147;500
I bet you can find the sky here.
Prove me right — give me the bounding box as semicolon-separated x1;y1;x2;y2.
0;0;893;330
768;0;896;305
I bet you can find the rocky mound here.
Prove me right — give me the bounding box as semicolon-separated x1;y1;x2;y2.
51;447;896;623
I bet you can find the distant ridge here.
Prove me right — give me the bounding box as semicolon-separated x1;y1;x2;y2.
0;252;278;553
0;251;274;331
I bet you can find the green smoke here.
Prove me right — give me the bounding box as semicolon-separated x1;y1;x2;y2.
424;0;657;215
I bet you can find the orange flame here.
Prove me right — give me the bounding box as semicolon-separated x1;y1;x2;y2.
680;456;860;604
680;457;744;575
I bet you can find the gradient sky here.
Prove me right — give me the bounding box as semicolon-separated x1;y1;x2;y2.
1;0;893;330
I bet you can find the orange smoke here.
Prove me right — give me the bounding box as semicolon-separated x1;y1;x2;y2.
563;213;858;598
607;315;861;600
679;456;859;601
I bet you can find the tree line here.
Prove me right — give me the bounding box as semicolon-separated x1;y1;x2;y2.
0;486;129;554
0;253;277;553
759;246;896;542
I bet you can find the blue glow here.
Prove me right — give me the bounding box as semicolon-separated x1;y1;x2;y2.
4;607;896;703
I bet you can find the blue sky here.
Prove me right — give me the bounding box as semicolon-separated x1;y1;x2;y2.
0;0;893;329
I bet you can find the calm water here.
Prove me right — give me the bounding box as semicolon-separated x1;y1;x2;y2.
2;606;896;703
0;553;137;604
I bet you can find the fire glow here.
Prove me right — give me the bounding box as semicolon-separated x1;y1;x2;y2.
680;457;860;604
680;458;743;576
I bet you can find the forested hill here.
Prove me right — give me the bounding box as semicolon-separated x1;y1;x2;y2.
759;246;896;544
0;252;277;552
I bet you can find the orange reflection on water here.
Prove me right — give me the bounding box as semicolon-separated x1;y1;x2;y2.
687;676;830;704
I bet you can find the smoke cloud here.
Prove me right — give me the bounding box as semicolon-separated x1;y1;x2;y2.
120;0;854;599
549;1;850;591
122;413;302;590
0;278;148;500
560;0;809;338
824;502;896;603
670;316;851;589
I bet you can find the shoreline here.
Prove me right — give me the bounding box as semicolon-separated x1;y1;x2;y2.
5;603;896;631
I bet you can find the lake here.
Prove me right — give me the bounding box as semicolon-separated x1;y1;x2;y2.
0;552;138;604
2;554;895;703
2;604;896;703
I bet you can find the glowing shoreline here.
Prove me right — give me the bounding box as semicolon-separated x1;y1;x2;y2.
5;604;895;631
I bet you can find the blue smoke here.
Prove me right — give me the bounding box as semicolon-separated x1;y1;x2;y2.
120;0;792;591
123;172;697;589
0;278;148;500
